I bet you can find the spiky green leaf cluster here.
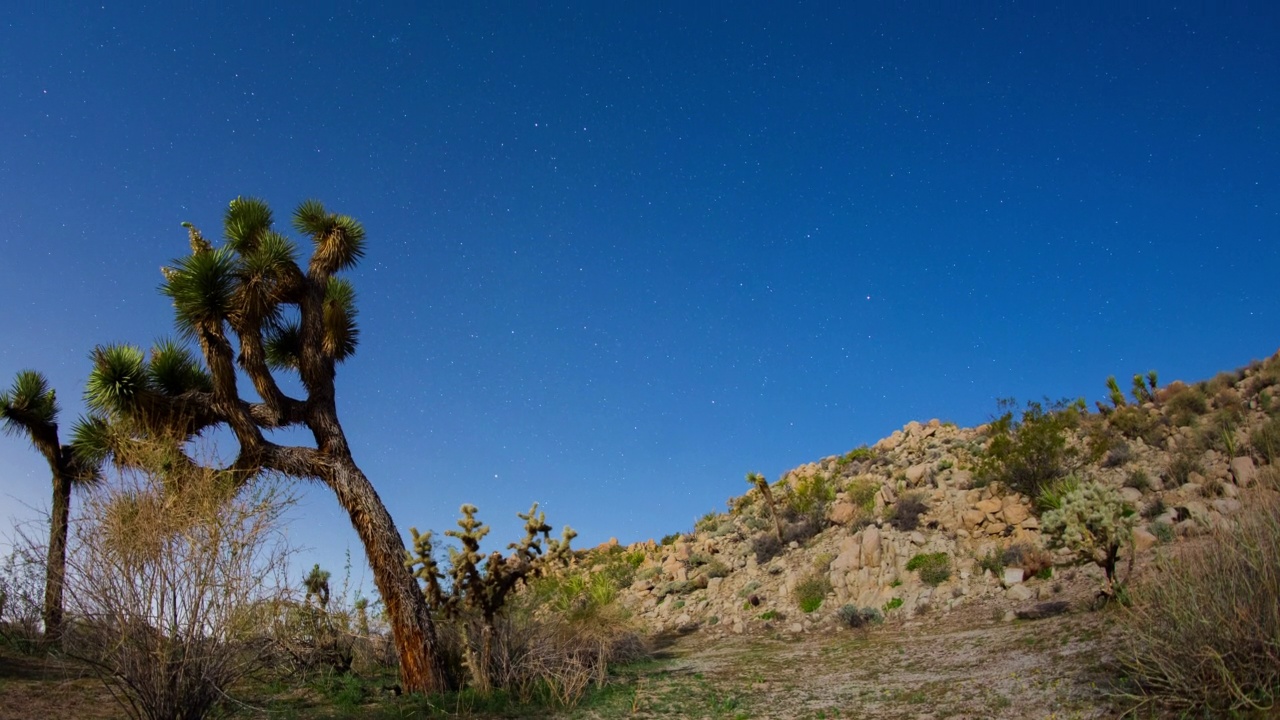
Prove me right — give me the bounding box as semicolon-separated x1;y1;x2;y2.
161;247;238;338
86;340;211;414
0;370;59;436
293;199;366;273
322;277;359;361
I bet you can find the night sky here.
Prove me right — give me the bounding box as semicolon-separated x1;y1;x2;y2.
2;4;1278;586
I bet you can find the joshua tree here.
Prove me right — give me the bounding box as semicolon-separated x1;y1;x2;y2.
75;198;446;692
746;472;784;542
0;370;99;642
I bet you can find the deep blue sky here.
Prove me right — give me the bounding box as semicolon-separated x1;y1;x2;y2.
2;3;1278;586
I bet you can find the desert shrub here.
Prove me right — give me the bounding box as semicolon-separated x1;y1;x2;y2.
888;492;928;531
837;604;883;628
1102;441;1133;468
752;532;784;564
1000;542;1053;578
977;549;1004;577
698;560;731;580
64;468;297;720
905;552;951;586
1148;520;1175;543
784;472;837;517
1165;453;1203;486
1124;469;1152;492
1141;496;1167;520
1117;492;1280;713
1107;406;1164;445
1165;387;1209;426
659;533;682;546
882;597;904;612
1198;407;1244;455
1251;417;1280;464
844;477;879;512
843;445;876;464
0;522;47;652
1041;480;1136;592
792;574;831;613
977;398;1086;501
694;510;721;533
781;511;825;546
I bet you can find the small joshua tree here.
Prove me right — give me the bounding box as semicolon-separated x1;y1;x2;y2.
1132;371;1159;405
0;371;100;642
406;503;576;692
1041;479;1136;594
1106;376;1128;409
746;472;784;542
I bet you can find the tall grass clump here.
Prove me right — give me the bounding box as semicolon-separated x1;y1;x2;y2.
1117;491;1280;713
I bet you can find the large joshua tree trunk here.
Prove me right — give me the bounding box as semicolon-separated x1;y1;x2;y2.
323;460;447;692
43;468;71;641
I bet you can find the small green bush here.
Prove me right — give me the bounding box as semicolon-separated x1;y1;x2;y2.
793;573;832;613
844;445;876;463
837;604;883;628
1250;417;1280;464
1165;387;1209;426
759;609;781;621
882;597;904;612
905;552;951;586
845;477;879;512
977;550;1004;577
786;472;837;516
1108;406;1163;445
976;398;1086;501
1149;520;1174;543
1166;453;1203;486
1124;469;1152;492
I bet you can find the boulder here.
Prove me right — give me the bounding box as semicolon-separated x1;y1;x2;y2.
1002;567;1025;587
1119;487;1144;505
860;526;882;569
1132;527;1158;554
1001;497;1030;525
829;500;861;526
1007;584;1034;602
976;497;1003;515
905;463;931;485
962;509;986;531
1231;456;1258;487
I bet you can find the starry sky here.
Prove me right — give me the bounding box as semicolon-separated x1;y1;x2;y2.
2;3;1278;587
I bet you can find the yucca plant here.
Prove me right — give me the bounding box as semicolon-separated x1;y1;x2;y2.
79;198;446;692
0;370;101;642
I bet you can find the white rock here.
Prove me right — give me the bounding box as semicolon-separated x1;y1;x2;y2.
1002;567;1025;587
1007;584;1033;602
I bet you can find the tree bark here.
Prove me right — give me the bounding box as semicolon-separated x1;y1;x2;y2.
324;459;448;693
42;462;70;642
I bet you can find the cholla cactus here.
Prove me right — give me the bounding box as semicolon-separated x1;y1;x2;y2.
405;502;576;691
1041;479;1136;592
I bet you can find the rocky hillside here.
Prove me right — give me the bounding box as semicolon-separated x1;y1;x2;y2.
602;352;1280;638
